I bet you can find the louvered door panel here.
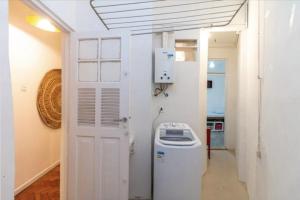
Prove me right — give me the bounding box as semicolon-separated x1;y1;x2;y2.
77;88;96;127
101;88;120;127
69;32;129;200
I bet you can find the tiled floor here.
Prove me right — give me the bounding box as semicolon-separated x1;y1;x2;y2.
15;166;60;200
202;151;249;200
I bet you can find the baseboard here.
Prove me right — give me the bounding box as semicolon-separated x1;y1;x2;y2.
129;199;151;200
14;160;60;195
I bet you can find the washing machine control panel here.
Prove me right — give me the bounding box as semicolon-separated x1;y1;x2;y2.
160;122;188;129
158;123;195;143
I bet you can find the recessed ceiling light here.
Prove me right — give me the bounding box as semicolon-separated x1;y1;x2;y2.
209;61;215;69
26;16;60;32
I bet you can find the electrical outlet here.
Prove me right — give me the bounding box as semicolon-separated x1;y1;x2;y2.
159;107;164;113
21;85;27;92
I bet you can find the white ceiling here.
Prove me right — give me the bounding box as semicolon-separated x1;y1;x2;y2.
209;31;239;48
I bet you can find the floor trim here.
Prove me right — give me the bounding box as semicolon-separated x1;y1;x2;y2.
14;160;60;195
129;199;151;200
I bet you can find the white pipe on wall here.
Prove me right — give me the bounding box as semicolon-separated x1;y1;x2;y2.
162;32;168;48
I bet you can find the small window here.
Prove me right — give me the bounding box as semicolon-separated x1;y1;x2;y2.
175;40;197;62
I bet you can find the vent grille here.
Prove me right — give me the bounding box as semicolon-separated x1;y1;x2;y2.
101;88;120;127
77;88;96;126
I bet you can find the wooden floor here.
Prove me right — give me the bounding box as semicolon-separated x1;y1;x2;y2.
15;166;60;200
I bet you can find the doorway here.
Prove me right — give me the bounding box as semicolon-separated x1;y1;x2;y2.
207;59;226;149
202;31;248;200
207;31;239;151
8;1;69;199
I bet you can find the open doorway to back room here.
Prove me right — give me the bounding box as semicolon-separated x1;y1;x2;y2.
207;31;239;151
202;31;248;200
8;1;66;199
207;59;226;149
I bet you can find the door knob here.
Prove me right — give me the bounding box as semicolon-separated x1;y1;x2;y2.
113;117;128;123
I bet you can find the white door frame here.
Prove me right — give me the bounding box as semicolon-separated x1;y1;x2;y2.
2;0;74;199
0;2;14;200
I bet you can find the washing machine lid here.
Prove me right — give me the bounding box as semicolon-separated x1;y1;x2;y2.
159;128;198;146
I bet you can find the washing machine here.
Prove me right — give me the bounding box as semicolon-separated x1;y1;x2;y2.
154;122;202;200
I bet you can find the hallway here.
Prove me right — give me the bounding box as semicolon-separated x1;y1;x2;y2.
202;151;248;200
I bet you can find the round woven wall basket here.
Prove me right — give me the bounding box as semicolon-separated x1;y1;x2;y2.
37;69;61;129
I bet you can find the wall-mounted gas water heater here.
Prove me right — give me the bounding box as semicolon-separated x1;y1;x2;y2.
155;48;175;84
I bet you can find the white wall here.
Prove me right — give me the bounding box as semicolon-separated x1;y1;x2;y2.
41;0;105;32
236;30;248;183
9;0;61;192
235;2;260;199
152;29;208;171
40;0;77;30
129;34;153;199
236;1;300;200
129;29;209;200
208;47;238;149
0;1;15;200
257;1;300;200
199;30;209;174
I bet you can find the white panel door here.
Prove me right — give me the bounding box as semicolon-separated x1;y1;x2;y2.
68;32;130;200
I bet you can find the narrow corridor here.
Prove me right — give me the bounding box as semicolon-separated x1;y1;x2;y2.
202;151;248;200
